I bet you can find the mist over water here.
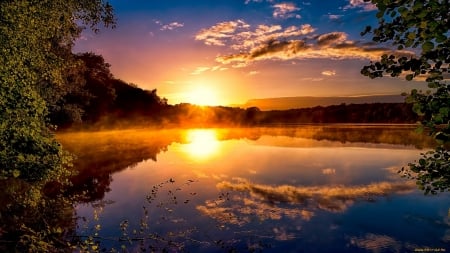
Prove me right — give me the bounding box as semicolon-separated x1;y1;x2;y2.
57;126;449;252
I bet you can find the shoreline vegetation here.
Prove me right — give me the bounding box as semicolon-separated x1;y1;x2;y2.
51;53;420;132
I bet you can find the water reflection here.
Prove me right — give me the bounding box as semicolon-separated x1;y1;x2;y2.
183;129;221;160
195;177;416;232
53;126;449;252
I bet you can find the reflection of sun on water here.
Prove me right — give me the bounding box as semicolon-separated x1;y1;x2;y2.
183;129;220;160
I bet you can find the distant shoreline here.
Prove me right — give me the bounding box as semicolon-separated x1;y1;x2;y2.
236;94;405;111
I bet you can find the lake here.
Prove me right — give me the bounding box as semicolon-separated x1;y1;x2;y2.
57;125;449;252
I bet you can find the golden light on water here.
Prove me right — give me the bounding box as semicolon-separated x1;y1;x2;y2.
183;129;221;160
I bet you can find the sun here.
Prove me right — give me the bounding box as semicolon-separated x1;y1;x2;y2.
185;86;220;106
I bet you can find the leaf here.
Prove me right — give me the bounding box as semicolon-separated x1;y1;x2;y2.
436;34;447;43
407;32;416;40
422;41;434;52
12;170;20;178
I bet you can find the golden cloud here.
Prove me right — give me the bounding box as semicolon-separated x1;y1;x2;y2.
196;19;415;67
321;70;337;76
195;20;250;46
215;37;415;67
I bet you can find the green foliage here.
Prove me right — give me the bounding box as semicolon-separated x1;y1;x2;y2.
0;1;114;250
362;0;449;194
0;0;114;183
400;147;449;194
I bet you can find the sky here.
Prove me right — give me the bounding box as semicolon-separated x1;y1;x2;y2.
74;0;427;106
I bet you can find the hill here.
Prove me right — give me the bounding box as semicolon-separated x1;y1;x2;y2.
241;95;405;110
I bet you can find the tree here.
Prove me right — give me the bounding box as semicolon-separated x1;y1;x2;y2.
361;0;449;193
0;1;114;250
0;0;114;181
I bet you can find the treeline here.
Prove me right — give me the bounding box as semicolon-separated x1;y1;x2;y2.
49;53;168;128
160;103;418;127
53;53;418;129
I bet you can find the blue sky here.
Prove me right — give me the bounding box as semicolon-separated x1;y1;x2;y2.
74;0;426;105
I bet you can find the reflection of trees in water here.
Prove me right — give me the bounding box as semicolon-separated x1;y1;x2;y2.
57;126;435;203
0;179;77;252
310;125;436;149
58;130;181;202
218;125;436;148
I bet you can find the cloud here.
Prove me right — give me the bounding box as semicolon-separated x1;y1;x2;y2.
328;14;343;20
343;0;377;12
160;22;184;31
245;0;274;4
322;70;337;76
301;77;324;82
191;66;210;75
196;21;315;51
220;33;414;67
272;3;301;19
248;71;260;76
195;20;250;46
190;65;228;75
215;36;411;67
317;32;348;46
154;20;184;31
196;19;414;68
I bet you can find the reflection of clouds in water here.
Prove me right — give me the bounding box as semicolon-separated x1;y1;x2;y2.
273;227;297;241
349;233;402;252
217;178;415;212
196;194;314;226
196;177;415;232
322;168;336;175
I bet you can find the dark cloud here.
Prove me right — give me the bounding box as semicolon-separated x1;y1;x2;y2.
317;32;347;46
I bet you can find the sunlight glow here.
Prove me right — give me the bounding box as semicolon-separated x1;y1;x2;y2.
183;129;220;160
185;85;219;106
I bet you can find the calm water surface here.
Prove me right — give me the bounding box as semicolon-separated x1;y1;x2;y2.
57;126;449;252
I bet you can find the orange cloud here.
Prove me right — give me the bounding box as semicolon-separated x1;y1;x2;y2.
195;20;250;46
196;21;414;67
322;70;336;76
191;66;210;75
215;35;414;67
